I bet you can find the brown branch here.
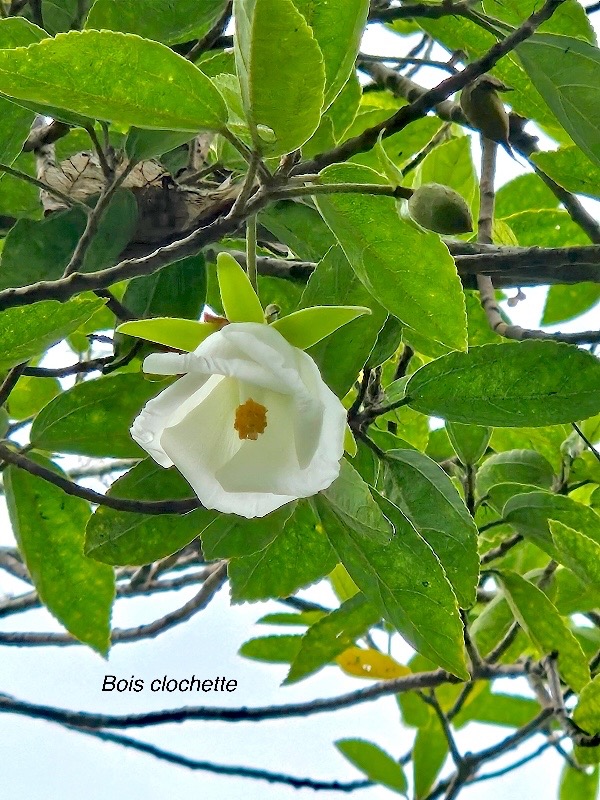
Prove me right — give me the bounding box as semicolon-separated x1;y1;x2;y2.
23;120;71;152
359;60;600;244
0;444;202;515
0;187;260;311
0;563;227;645
0;662;526;723
186;1;233;62
480;533;524;565
0;363;28;407
295;0;567;175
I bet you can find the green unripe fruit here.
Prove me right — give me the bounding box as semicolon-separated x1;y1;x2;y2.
407;183;473;235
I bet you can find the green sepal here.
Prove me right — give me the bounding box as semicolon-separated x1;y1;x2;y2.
116;318;222;351
344;424;357;457
271;305;370;349
217;252;265;323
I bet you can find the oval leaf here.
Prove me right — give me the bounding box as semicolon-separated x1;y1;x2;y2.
382;449;479;609
0;30;227;131
518;34;600;169
498;570;590;693
336;647;411;680
336;738;408;795
86;0;229;45
293;0;369;109
315;163;467;352
405;341;600;426
30;373;167;458
0;295;106;371
5;458;114;654
234;0;326;154
84;458;218;566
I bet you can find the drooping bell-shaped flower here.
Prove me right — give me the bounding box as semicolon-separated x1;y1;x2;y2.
123;253;369;518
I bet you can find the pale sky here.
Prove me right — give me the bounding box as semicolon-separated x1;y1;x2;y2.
1;14;599;800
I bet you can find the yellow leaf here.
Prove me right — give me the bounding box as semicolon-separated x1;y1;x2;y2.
336;646;411;680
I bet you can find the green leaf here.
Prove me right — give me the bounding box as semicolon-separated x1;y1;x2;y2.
292;0;368;109
491;424;569;473
382;450;479;609
555;567;600;615
367;316;403;368
446;422;491;466
0;30;227;132
532;146;600;201
41;0;79;34
454;687;539;729
413;717;448;799
404;341;600;426
286;593;381;684
239;634;302;663
507;209;588;248
503;491;600;557
559;763;599;800
233;0;325;154
229;501;337;602
260;200;336;262
124;128;194;162
258;610;325;626
299;246;387;396
80;190;138;273
272;305;370;350
0;208;87;289
200;504;295;559
484;0;594;42
117;318;221;352
542;284;600;326
476;449;554;497
7;376;60;420
550;520;600;592
0;294;105;371
121;255;207;323
335;739;407;795
86;0;228;44
320;459;393;544
216;252;264;324
315;163;467;352
518;34;600;168
30;373;167;458
0;18;44;167
84;458;217;566
0;152;41;220
497;570;590;692
316;486;469;679
573;676;600;765
5;457;114;654
495;173;559;216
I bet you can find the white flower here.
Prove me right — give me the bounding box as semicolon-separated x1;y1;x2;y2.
130;322;347;518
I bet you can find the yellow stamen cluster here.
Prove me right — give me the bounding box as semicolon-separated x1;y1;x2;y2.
234;398;268;440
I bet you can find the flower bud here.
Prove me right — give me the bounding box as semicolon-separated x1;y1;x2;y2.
407;183;473;235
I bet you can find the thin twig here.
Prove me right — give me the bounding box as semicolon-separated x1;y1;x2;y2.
0;443;202;515
0;162;90;213
0;663;526;723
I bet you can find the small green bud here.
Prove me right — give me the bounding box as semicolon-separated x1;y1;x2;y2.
407;183;473;235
